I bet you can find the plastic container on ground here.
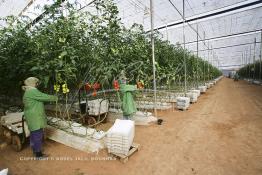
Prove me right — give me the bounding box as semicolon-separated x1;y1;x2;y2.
186;92;198;103
106;119;135;156
188;89;201;97
176;97;190;110
198;86;207;93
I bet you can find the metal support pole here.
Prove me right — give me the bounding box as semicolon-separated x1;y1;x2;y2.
253;38;256;80
243;53;245;68
212;49;214;79
203;32;206;83
242;53;244;67
245;49;248;78
240;53;243;68
183;0;187;94
150;0;157;117
249;45;252;79
260;30;262;81
207;43;210;81
243;52;245;77
196;24;199;87
165;24;168;41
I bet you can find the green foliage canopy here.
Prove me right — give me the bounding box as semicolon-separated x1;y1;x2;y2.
0;0;221;97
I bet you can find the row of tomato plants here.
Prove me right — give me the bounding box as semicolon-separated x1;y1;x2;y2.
238;60;262;80
0;0;221;97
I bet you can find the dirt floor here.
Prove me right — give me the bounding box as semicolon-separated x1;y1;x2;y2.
1;77;262;175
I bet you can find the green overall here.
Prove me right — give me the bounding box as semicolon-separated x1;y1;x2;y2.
120;84;137;119
23;88;57;131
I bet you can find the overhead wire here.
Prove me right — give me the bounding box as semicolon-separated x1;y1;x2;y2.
180;0;248;21
191;41;261;52
121;0;168;30
181;0;262;68
186;0;220;66
186;0;220;81
184;28;262;44
156;0;262;31
168;0;213;52
168;0;220;84
155;0;261;69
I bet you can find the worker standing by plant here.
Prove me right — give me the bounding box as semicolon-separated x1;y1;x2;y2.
119;72;137;120
22;77;58;158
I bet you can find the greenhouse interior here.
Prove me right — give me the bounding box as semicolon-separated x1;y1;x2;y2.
0;0;261;174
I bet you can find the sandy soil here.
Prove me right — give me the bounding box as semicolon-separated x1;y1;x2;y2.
1;78;262;175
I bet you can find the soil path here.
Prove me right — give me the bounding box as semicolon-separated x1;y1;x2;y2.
1;78;262;175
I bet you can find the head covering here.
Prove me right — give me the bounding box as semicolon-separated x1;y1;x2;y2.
22;77;39;90
24;77;39;87
119;70;127;84
119;77;127;84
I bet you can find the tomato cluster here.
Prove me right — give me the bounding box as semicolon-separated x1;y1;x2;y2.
84;82;101;96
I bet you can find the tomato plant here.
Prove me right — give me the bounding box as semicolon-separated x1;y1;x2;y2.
0;0;221;98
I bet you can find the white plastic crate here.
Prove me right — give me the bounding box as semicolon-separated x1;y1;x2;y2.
186;92;198;103
189;89;201;97
106;119;135;156
198;86;207;93
176;97;190;110
205;83;211;89
74;99;109;116
87;99;109;116
0;168;8;175
253;80;261;85
176;102;189;107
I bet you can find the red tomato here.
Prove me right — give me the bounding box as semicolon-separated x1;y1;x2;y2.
85;83;92;91
92;90;97;97
93;82;100;90
113;80;120;90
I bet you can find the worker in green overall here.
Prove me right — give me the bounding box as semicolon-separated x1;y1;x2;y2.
119;73;137;120
22;77;57;158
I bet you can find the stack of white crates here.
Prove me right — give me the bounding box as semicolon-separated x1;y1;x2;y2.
205;83;211;89
186;92;198;103
189;89;201;97
198;86;207;93
176;97;190;110
106;119;135;156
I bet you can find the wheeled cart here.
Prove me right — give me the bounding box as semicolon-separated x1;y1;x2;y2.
1;112;30;151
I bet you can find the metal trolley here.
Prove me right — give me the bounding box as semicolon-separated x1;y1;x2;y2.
1;111;30;151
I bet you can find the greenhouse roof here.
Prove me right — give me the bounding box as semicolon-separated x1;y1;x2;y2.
0;0;261;70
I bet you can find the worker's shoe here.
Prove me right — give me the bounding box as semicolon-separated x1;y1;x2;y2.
35;152;48;160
